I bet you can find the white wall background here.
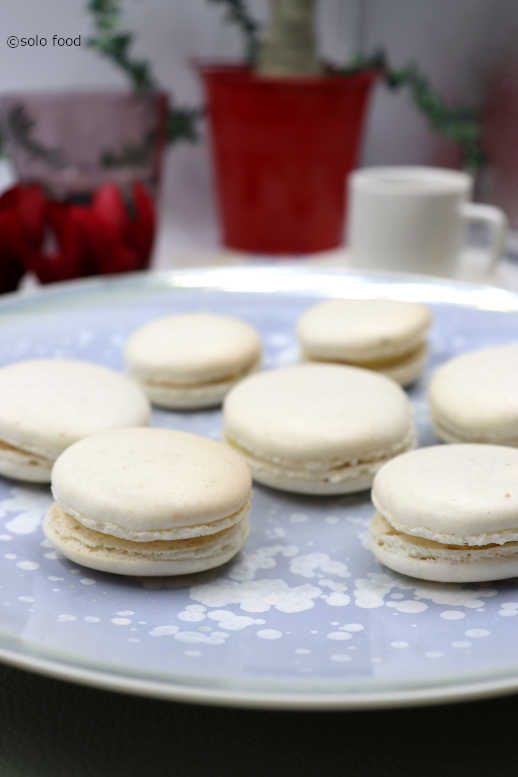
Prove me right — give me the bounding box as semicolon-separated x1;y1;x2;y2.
1;0;516;257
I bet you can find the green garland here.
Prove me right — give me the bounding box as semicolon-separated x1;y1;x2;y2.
206;0;259;65
87;0;201;143
87;0;484;167
341;51;485;169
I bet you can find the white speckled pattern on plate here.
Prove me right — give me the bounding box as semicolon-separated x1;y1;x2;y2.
1;266;518;710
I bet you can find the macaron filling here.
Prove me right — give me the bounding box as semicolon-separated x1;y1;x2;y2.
56;500;251;541
336;342;427;370
139;356;261;392
137;358;261;388
430;413;518;447
225;426;417;488
371;512;518;563
0;437;52;465
0;437;54;481
45;504;250;562
303;334;428;365
125;313;262;410
305;341;427;373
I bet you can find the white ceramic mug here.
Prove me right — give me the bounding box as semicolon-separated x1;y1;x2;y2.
347;166;507;276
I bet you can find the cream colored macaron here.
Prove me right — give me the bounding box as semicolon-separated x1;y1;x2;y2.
44;427;252;576
370;444;518;582
297;299;431;386
223;363;416;495
0;359;150;483
125;313;262;409
429;344;518;445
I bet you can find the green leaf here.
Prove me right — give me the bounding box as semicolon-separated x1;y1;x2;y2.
168;107;203;144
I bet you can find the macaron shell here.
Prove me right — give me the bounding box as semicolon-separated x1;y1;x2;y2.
428;344;518;444
51;427;252;533
223;364;415;464
125;313;262;384
372;444;518;545
43;505;250;577
297;299;431;362
370;513;518;583
0;359;150;461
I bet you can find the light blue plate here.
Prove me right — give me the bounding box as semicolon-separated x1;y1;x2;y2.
1;265;518;709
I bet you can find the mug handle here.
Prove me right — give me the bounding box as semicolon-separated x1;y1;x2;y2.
462;202;508;274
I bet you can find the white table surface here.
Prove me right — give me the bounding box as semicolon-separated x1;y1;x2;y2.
152;240;518;293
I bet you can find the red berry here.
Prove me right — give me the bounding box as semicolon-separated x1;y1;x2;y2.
0;207;26;292
25;250;82;285
15;183;47;251
99;244;140;275
47;201;70;242
92;182;128;238
126;182;156;267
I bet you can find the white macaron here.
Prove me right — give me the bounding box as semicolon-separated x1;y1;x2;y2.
125;313;262;409
0;359;150;483
223;363;416;495
429;344;518;445
370;444;518;582
297;299;431;386
44;427;252;576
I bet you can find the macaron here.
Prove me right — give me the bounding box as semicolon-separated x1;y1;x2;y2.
370;444;518;582
125;313;262;409
297;299;432;386
223;363;416;495
429;344;518;445
0;359;150;483
44;427;252;576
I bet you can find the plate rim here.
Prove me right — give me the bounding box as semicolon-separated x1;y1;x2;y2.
3;643;518;710
5;263;518;314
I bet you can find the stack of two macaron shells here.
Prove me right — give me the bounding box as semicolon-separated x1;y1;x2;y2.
45;427;252;577
297;298;432;387
222;363;417;495
370;444;518;583
125;313;262;409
